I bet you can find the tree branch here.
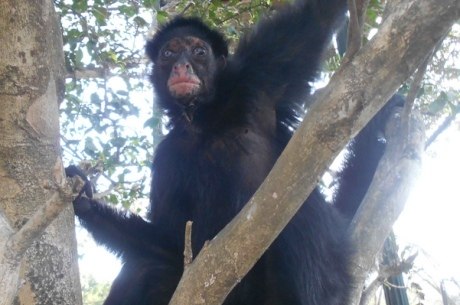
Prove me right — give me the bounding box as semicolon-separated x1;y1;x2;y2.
344;0;368;60
403;33;447;126
0;211;17;305
425;113;458;149
347;107;425;305
359;253;417;305
0;183;72;305
184;221;193;268
6;185;72;261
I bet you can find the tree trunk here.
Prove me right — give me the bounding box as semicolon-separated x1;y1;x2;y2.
0;0;82;304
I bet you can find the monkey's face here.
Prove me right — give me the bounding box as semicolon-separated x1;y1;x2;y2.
153;36;222;106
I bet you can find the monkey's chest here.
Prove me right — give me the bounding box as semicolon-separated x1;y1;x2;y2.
153;128;276;248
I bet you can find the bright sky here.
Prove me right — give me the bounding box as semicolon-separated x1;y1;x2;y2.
395;122;460;279
77;227;121;282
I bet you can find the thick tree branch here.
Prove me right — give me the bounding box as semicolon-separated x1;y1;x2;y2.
347;109;425;305
168;1;458;305
1;0;81;302
349;35;444;305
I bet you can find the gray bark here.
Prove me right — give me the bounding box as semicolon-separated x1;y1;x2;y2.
0;0;82;304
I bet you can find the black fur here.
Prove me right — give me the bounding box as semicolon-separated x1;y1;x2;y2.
147;17;228;59
70;1;397;304
333;95;405;218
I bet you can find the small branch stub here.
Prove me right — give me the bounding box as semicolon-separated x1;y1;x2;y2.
184;221;193;268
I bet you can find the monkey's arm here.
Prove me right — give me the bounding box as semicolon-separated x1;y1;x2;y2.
74;197;178;260
66;165;177;260
229;0;347;117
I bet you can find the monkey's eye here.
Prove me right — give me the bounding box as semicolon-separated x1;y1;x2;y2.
193;47;207;57
161;49;175;58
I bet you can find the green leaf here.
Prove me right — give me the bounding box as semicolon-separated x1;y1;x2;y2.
119;5;137;17
92;7;109;25
75;48;84;64
84;138;98;156
111;137;127;148
66;29;83;42
427;92;448;114
72;0;88;13
143;0;159;8
116;90;129;96
143;117;160;129
156;10;169;24
90;92;101;105
133;16;148;27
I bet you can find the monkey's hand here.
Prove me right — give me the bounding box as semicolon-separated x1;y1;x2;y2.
65;165;95;214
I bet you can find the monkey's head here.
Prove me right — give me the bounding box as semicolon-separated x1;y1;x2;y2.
146;17;228;111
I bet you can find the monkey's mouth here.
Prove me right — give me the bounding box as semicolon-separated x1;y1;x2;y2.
168;78;201;98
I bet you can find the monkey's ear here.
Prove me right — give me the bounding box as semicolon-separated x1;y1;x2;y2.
218;55;227;69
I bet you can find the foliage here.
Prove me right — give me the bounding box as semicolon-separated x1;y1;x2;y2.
81;274;111;305
167;0;274;46
417;27;460;126
55;0;160;206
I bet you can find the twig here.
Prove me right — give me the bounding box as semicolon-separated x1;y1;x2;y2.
344;0;369;62
345;0;361;59
401;33;449;149
425;113;458;149
360;253;417;305
217;3;269;25
6;184;72;260
180;3;193;15
184;221;194;268
403;34;446;123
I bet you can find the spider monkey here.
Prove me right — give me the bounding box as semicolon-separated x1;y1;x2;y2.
68;0;402;304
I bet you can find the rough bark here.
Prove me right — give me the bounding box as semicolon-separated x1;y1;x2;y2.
168;0;459;304
0;0;82;304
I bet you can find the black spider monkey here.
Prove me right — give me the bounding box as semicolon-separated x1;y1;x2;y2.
68;0;402;304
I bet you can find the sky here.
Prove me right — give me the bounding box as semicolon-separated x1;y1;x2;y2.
395;122;460;280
